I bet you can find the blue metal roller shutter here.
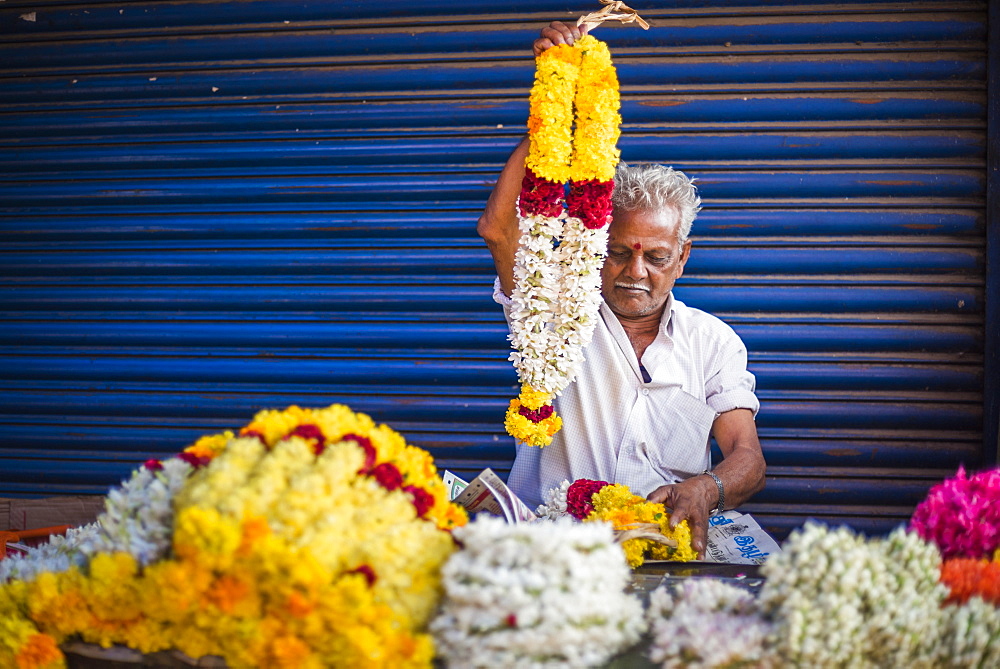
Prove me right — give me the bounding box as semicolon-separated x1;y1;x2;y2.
0;0;992;539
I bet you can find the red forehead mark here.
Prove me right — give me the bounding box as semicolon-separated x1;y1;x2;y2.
632;243;642;250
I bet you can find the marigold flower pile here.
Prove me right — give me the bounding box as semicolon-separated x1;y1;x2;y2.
536;478;696;567
0;404;467;669
506;34;620;447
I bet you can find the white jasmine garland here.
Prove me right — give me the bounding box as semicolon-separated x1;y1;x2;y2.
0;458;192;584
647;579;776;668
758;523;947;667
534;479;571;520
431;515;645;668
509;209;608;396
936;596;1000;667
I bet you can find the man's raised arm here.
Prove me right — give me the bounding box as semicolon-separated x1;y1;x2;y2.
478;21;590;297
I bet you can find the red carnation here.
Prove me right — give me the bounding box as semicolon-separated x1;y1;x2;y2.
285;423;326;454
566;478;610;519
518;404;554;424
343;433;377;472
178;451;211;469
143;458;163;472
349;564;377;587
370;462;403;491
519;169;565;218
567;179;614;229
404;485;435;518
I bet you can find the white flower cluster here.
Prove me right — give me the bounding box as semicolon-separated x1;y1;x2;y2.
759;523;948;667
534;479;570;520
647;579;775;669
937;595;1000;668
509;207;608;395
0;458;191;584
431;515;645;668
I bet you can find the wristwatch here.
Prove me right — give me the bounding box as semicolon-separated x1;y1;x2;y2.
702;469;725;514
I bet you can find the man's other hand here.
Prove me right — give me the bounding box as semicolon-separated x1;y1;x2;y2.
646;475;718;558
533;21;590;57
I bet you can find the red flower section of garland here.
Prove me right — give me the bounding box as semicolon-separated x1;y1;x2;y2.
349;564;378;587
343;433;377;472
518;404;554;424
518;169;565;218
285;423;326;454
940;558;1000;605
370;462;403;491
178;452;212;469
143;459;163;472
566;179;614;230
566;478;610;520
404;485;435;518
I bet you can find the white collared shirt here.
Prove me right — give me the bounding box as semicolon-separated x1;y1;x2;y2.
494;279;759;509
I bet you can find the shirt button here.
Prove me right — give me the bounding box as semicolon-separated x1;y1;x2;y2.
642;388;650;396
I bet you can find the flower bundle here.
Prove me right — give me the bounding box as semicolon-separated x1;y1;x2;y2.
646;579;774;669
430;515;645;668
506;34;620;447
0;404;467;669
536;479;696;567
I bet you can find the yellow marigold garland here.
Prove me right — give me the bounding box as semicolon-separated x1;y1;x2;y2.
0;404;467;668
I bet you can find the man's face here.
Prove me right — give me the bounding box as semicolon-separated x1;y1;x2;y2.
600;207;692;320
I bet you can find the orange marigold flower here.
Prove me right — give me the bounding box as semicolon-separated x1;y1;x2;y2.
941;557;1000;605
15;633;62;669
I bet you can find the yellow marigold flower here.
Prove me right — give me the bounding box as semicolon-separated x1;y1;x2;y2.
173;507;241;571
588;483;696;566
183;430;234;460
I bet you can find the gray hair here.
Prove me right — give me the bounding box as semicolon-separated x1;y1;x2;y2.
612;162;702;241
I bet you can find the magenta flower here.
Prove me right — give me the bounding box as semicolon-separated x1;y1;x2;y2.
910;466;1000;559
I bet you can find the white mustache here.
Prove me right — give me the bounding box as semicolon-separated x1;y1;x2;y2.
615;282;650;292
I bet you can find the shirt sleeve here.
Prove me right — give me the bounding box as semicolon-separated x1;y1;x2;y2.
704;329;760;417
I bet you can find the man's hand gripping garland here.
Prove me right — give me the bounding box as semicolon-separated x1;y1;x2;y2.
505;35;620;446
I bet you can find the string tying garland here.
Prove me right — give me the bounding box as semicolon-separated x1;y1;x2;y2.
504;33;620;447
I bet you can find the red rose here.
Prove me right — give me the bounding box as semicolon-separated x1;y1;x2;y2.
404;485;435;518
370;462;403;491
239;429;267;445
143;458;163;472
566;478;610;519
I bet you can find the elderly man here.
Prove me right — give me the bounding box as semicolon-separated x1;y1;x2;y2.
478;21;766;556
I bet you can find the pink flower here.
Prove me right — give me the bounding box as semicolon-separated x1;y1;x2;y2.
178;451;211;469
566;478;610;520
143;459;163;472
910;466;1000;559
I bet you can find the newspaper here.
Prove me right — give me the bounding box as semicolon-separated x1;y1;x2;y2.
705;510;781;564
442;470;780;563
445;469;536;524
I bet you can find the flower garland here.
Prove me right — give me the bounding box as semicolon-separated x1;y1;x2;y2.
909;465;1000;560
0;404;467;669
505;34;620;447
535;479;696;567
429;515;645;668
